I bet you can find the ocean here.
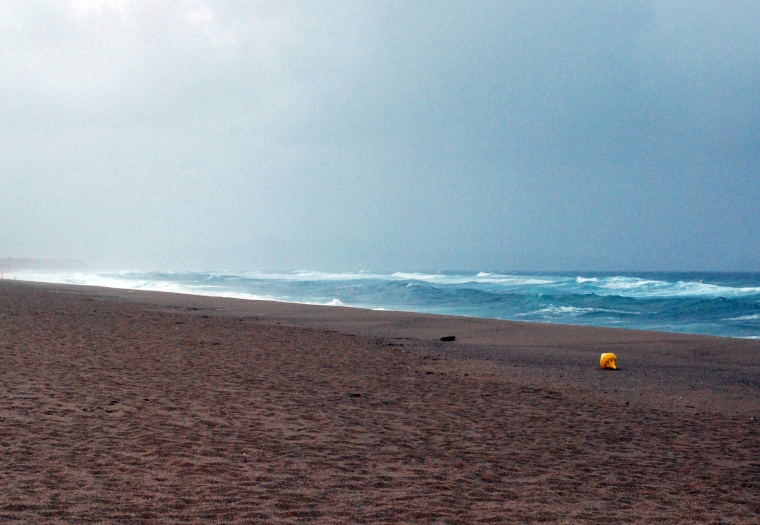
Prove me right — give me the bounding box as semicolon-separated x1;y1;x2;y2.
11;270;760;340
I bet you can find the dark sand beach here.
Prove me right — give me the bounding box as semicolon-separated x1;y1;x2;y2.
1;279;758;523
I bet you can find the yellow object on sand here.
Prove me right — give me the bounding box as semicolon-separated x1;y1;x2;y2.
600;352;618;370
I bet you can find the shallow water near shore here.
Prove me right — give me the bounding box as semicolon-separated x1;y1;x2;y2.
11;269;760;339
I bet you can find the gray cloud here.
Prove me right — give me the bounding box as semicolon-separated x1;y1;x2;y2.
1;1;758;271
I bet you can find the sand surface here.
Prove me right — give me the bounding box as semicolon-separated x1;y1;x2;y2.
1;280;758;523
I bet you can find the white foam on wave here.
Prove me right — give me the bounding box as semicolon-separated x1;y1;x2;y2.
517;305;595;317
470;272;557;285
664;281;760;298
576;276;599;283
392;272;447;281
597;276;760;299
15;271;162;291
194;269;561;288
198;290;280;302
300;298;350;307
392;271;556;286
485;276;556;285
241;270;384;282
14;271;280;302
724;314;760;321
676;282;760;298
516;304;640;318
600;276;666;291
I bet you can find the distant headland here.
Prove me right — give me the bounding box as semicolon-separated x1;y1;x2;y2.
0;258;85;273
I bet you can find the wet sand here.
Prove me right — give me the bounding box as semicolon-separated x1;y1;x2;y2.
1;280;758;523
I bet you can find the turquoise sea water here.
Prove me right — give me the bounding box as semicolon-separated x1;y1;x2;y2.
15;270;760;339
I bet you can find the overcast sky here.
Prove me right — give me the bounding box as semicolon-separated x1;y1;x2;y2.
1;1;758;271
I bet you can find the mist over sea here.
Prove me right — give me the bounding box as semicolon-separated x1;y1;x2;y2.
12;270;760;339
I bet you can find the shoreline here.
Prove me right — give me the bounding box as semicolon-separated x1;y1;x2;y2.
1;279;758;523
8;275;760;341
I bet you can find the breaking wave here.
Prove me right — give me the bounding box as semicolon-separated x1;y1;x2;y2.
11;269;760;339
